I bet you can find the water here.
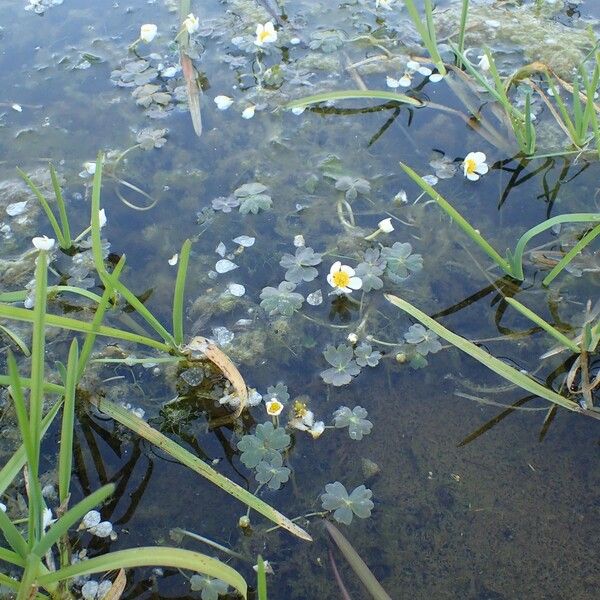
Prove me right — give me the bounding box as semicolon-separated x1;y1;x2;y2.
1;0;599;598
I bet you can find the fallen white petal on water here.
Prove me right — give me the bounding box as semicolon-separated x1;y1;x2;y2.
291;106;305;115
168;253;178;266
422;174;439;186
212;326;234;345
228;283;246;297
6;201;28;216
429;73;444;83
242;105;256;119
215;259;238;273
232;235;255;247
294;234;305;247
12;104;22;112
307;290;323;306
216;241;227;256
98;208;107;228
214;95;234;110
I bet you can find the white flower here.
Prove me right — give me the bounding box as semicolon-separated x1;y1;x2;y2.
477;54;490;71
376;0;394;9
242;105;255;119
168;253;179;266
347;332;358;344
140;24;158;43
182;13;199;34
32;235;55;251
214;95;234;110
255;21;277;47
327;261;362;294
82;161;96;175
463;151;489;181
378;217;394;233
265;399;284;416
98;209;107;228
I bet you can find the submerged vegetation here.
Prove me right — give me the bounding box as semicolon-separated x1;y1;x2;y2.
1;0;599;598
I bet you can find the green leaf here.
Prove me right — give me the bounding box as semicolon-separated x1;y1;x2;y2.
285;90;423;109
173;239;191;346
385;294;582;413
257;556;268;600
36;547;247;599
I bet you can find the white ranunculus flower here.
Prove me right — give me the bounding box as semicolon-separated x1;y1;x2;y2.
140;24;157;43
214;95;234;110
378;217;394;233
255;21;277;47
463;151;489;181
32;235;55;251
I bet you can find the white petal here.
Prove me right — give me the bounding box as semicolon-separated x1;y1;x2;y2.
140;24;157;43
406;60;420;70
293;234;305;247
214;95;234;110
215;241;227;257
329;261;342;276
386;76;400;89
232;235;255;247
82;510;101;528
417;66;433;76
472;151;487;165
32;235;55;251
378;217;394;233
6;201;28;216
168;253;178;266
310;421;325;438
228;283;246;297
399;75;412;87
326;273;335;287
339;264;355;277
215;259;238;273
83;161;96;174
348;276;362;290
291;106;305;115
242;105;255;119
466;172;480;181
475;163;489;175
11;103;22;112
429;73;444;83
98;209;107;228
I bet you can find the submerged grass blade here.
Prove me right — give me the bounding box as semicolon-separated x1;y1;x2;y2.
172;239;191;346
37;548;246;598
385;294;582;413
50;164;71;248
89;396;312;541
324;521;392;600
0;324;31;356
542;223;600;286
0;304;171;352
504;298;580;353
285;90;423;109
179;0;202;136
17;168;65;248
58;339;79;504
0;399;63;496
399;162;512;273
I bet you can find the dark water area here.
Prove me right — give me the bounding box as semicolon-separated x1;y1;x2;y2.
1;1;599;599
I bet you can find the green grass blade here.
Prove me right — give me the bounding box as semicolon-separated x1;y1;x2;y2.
49;164;71;248
524;92;536;154
0;399;63;495
16;168;65;248
504;298;580;353
89;154;175;347
58;339;79;505
77;255;125;380
0;304;171;352
545;76;577;140
324;521;392;600
543;223;600;286
0;547;25;568
385;294;582;413
17;554;41;600
0;324;31;356
285;90;423;109
0;500;29;557
0;286;104;305
28;248;50;544
33;484;114;557
7;352;34;469
510;213;600;280
456;0;469;68
399;162;513;273
90;397;312;541
172;239;191;346
37;547;247;598
257;555;268;600
403;0;446;74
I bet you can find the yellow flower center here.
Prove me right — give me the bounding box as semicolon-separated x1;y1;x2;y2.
258;29;270;43
465;158;477;174
293;400;308;418
267;400;283;415
332;270;350;288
